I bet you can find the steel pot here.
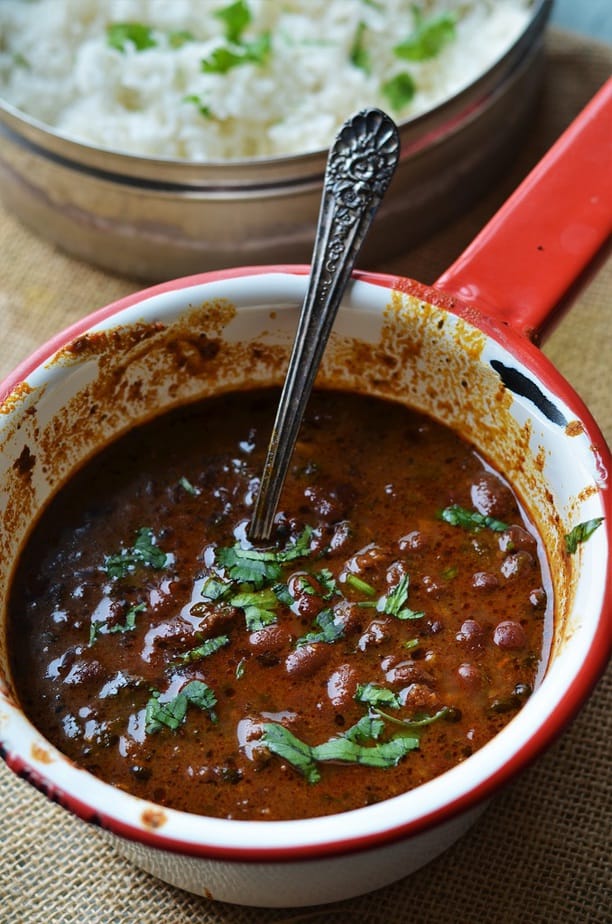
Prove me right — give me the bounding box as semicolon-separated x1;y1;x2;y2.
0;1;552;281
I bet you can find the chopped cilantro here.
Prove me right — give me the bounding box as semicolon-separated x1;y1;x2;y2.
174;635;229;665
382;72;416;111
145;680;217;734
215;528;312;587
565;517;604;554
377;574;424;620
394;11;456;61
201;576;234;601
314;568;338;599
375;705;459;731
261;723;320;783
341;713;385;744
183;94;212;118
350;21;371;74
215;0;251;44
178;475;200;495
201;33;271;74
104;527;168;579
231;588;278;631
355;682;402;711
261;721;418;783
313;734;418;768
272;582;294;606
107;22;157;53
439;505;508;533
216;545;282;588
89;601;146;646
345;573;377;597
295;608;344;647
168;30;195;48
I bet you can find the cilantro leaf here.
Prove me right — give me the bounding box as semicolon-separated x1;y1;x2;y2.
201;33;271;74
355;683;402;711
341;714;385;744
214;528;312;587
183;94;212;118
439;505;508;533
216;546;282;588
376;574;424;620
314;568;338;599
145;680;217;734
107;22;157;53
374;705;459;732
565;517;604;554
394;12;456;61
104;527;168;579
261;722;320;783
261;721;418;783
201;575;234;601
215;0;251;44
295;608;344;647
231;588;278;631
350;21;371;74
277;526;314;563
89;601;146;645
174;635;229;665
178;475;200;495
382;72;416;110
168;30;195;48
313;734;418;768
345;573;377;597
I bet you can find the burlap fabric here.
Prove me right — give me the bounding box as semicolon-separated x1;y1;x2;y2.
0;29;610;924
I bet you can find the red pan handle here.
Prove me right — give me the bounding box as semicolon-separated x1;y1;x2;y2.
434;77;612;341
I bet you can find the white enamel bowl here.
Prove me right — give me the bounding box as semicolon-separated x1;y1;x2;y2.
0;264;609;906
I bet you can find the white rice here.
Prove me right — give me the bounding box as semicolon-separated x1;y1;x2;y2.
0;0;532;161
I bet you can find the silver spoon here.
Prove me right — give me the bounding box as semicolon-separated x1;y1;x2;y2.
249;108;400;541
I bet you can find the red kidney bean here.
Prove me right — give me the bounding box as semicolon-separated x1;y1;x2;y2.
472;571;500;591
357;618;392;651
456;619;484;648
500;550;535;579
386;560;408;585
327;663;358;708
346;543;389;575
332;599;363;634
63;658;105;686
499;525;537;553
421;575;445;598
470;472;515;519
384;661;434;686
457;662;481;690
529;587;547;609
398;683;440;712
248;625;290;656
285;642;331;678
493;620;527;650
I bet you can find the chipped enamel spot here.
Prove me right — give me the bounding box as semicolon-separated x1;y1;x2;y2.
142;807;167;830
31;742;54;764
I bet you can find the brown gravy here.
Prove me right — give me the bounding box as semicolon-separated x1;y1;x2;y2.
7;389;550;820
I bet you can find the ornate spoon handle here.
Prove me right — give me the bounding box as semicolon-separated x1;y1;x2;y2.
249;108;400;541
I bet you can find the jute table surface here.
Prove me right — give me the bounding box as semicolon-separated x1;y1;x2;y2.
0;29;610;924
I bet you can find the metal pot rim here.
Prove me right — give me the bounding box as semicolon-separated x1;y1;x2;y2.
0;0;552;188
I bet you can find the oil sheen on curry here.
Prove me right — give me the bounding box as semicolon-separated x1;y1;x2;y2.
8;389;551;821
